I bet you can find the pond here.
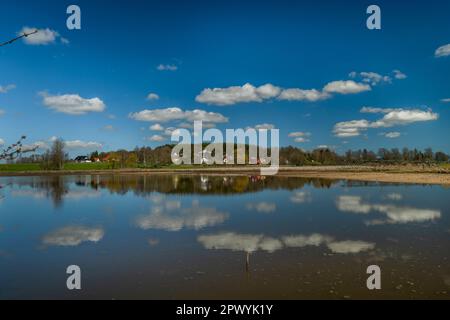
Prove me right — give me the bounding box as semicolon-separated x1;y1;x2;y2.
0;174;449;299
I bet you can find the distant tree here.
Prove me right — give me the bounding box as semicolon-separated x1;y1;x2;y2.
44;139;67;170
435;151;449;162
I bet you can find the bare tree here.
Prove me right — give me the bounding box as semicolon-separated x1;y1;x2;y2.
0;136;38;161
0;29;38;47
49;139;67;170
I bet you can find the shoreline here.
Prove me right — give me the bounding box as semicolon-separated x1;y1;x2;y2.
0;165;449;186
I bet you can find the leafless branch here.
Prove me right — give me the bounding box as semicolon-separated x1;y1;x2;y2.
0;29;38;47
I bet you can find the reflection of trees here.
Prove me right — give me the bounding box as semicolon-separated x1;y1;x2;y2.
90;175;339;196
4;175;339;205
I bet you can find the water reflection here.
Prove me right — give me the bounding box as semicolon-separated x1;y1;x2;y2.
135;199;229;231
198;232;376;255
42;226;104;247
336;195;441;224
1;174;339;207
0;174;448;299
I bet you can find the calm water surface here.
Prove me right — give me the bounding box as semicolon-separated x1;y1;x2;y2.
0;174;449;299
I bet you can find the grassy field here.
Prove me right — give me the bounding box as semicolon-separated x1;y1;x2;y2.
0;162;113;172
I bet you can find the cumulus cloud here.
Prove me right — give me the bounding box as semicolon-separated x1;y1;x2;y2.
196;78;375;106
42;226;104;247
0;138;4;146
149;123;164;131
246;202;276;213
18;27;60;45
195;83;267;106
65;140;103;149
41;92;106;115
147;93;160;101
129;107;228;123
278;88;330;101
334;108;438;137
255;83;282;99
156;64;178;71
323;80;371;94
435;44;450;58
0;84;16;94
148;134;165;142
135;201;229;231
333;119;371;137
441;98;450;103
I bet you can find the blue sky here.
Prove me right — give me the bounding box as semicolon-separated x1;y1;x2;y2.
1;0;449;155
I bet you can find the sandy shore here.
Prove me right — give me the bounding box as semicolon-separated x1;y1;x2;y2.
1;165;450;186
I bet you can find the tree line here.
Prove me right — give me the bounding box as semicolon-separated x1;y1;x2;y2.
9;138;450;169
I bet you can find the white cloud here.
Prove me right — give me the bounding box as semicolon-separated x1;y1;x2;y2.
333;119;371;137
360;106;398;114
41;92;106;115
18;27;59;45
148;134;165;142
350;70;406;84
147;93;159;100
393;70;407;80
0;138;4;146
149;123;164;131
246;123;275;130
65;140;102;149
435;44;450;58
246;202;276;213
156;64;178;71
42;226;104;247
371;109;438;128
288;131;311;143
196;78;376;106
255;83;282;99
441;98;450;103
278;88;330;101
288;132;311;138
129;107;228;123
350;71;391;86
323;80;371;94
20;141;49;152
195;83;265;106
334;108;438;137
0;84;16;93
383;132;401;138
